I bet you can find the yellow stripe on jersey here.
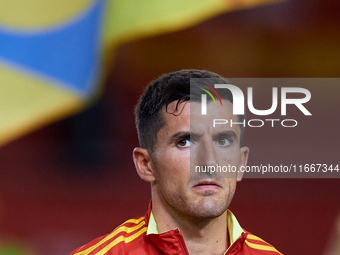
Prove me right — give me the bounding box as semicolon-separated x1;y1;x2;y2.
96;226;148;255
246;235;283;255
245;240;283;254
247;234;273;246
74;217;145;255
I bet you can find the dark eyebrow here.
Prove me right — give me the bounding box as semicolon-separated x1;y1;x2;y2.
212;131;237;141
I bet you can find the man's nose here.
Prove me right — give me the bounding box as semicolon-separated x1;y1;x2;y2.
197;140;218;167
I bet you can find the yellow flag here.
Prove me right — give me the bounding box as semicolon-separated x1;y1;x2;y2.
0;0;282;147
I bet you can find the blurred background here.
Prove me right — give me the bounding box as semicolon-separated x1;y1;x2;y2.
0;0;340;254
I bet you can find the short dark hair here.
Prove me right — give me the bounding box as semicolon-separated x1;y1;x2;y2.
135;69;245;154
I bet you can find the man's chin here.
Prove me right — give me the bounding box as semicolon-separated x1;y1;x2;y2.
189;198;228;219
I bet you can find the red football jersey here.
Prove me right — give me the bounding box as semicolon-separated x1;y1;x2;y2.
71;203;282;255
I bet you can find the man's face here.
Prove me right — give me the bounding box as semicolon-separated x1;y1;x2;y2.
151;100;248;219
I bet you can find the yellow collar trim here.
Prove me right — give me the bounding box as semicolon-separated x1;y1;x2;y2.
147;211;158;235
226;210;244;247
147;210;245;247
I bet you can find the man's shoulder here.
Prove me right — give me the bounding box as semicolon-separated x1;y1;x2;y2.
241;229;283;255
70;216;150;255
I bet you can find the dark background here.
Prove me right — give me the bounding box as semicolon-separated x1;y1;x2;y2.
0;0;340;254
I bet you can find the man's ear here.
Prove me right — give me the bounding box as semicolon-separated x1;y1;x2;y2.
237;146;249;182
133;147;156;183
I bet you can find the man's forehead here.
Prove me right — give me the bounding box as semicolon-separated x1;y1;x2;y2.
161;100;241;136
161;101;190;127
156;101;190;142
191;101;241;138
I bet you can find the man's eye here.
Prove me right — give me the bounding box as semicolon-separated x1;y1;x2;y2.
177;139;190;147
216;138;231;146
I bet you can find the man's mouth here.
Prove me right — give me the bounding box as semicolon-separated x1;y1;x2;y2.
193;180;221;190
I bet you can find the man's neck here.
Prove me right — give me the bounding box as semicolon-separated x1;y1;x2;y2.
152;199;228;255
